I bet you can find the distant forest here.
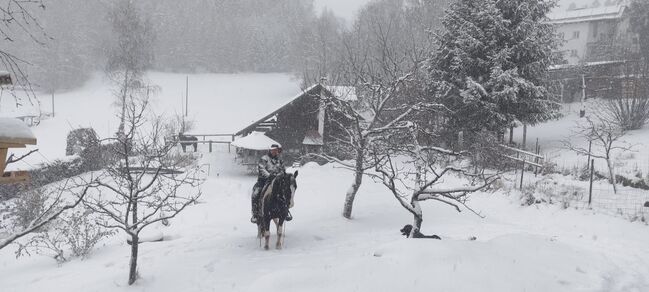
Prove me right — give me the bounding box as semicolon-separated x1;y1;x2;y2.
4;0;446;92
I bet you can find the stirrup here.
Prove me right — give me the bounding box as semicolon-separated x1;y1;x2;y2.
250;216;258;224
286;212;293;222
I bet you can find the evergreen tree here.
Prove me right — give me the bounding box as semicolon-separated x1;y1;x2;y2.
428;0;561;138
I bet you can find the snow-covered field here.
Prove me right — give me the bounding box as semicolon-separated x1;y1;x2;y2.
2;72;301;170
1;73;649;292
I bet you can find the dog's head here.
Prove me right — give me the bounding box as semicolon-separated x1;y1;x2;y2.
400;224;413;237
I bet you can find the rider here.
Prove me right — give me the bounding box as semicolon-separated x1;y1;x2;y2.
251;144;287;223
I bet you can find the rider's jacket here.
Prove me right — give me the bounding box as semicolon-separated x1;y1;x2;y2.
258;153;285;180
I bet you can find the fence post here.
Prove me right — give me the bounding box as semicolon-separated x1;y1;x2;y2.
588;159;594;206
209;141;213;153
587;140;592;169
534;138;540;177
520;158;526;190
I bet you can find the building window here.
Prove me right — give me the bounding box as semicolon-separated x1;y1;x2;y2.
573;31;580;39
570;50;579;57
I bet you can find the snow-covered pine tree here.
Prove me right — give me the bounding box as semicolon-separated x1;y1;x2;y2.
428;0;561;142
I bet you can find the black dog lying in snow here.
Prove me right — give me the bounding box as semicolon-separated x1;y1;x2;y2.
400;224;441;240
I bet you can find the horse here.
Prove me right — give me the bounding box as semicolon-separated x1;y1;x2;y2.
257;171;298;250
178;133;198;152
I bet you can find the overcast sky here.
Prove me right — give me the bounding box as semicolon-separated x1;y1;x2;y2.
313;0;372;23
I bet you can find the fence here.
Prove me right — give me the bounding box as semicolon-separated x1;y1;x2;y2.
569;186;649;222
177;133;236;153
535;157;649;222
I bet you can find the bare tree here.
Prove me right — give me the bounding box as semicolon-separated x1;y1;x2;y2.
315;0;442;219
106;0;154;136
564;113;632;194
369;126;497;234
604;59;649;131
0;0;48;110
81;92;203;285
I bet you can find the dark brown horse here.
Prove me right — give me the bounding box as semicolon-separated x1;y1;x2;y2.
257;171;298;250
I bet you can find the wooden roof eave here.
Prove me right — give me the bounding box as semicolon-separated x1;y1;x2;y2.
235;84;335;136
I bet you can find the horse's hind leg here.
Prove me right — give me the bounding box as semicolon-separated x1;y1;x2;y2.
274;219;281;249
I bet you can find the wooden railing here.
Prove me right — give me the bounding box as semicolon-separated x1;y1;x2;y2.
176;133;236;153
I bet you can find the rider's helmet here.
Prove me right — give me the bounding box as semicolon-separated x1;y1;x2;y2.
269;144;282;156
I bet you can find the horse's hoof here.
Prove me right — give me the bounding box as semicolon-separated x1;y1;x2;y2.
276;244;282;250
264;245;269;250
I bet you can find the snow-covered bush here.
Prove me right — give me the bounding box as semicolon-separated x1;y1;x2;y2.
66;128;99;156
13;189;47;230
16;208;114;264
520;177;586;209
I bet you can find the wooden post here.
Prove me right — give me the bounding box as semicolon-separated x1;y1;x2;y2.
209;141;213;153
586;140;592;169
560;80;566;105
534;138;539;176
588;159;594;206
51;93;55;117
580;74;586;117
509;126;514;144
0;148;7;174
520;158;526;190
458;131;464;150
185;76;189;117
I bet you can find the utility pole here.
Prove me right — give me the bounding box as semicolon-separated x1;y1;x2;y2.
580;74;586;118
185;76;189;117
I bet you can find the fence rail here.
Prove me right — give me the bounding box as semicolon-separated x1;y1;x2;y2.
175;133;236;153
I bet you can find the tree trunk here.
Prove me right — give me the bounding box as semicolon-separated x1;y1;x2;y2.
522;124;528;150
342;148;364;219
606;158;617;194
117;73;129;135
128;234;139;285
410;199;423;237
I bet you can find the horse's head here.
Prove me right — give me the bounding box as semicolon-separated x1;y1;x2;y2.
272;170;298;207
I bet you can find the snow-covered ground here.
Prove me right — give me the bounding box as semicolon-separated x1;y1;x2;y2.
511;100;649;176
1;74;648;291
2;154;649;291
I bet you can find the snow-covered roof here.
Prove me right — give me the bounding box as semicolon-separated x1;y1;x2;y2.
302;130;324;146
236;84;329;136
326;86;358;101
232;132;281;151
549;60;624;70
235;84;359;137
548;0;627;24
0;118;36;145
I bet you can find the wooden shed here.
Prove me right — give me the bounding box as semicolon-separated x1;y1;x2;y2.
0;118;37;184
235;84;357;160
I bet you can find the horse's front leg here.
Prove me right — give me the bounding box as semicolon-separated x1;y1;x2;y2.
275;218;284;250
263;218;271;250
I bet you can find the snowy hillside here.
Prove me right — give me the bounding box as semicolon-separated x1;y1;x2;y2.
0;74;648;292
2;72;301;171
